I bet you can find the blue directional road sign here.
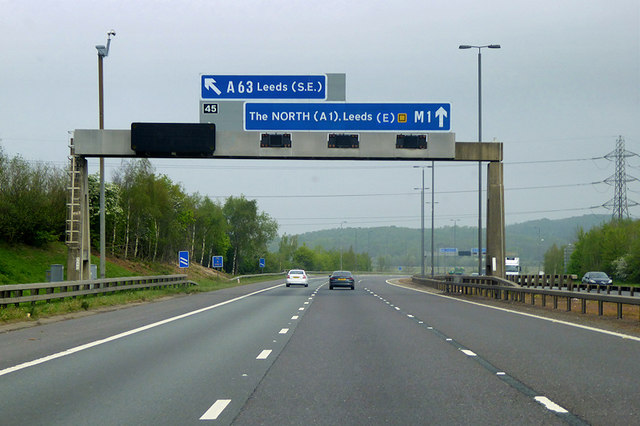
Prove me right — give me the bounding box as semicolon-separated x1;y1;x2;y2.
212;255;223;268
244;102;450;131
201;75;326;100
259;258;266;268
440;248;458;256
179;251;189;268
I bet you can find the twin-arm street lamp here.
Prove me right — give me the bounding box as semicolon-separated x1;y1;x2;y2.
459;44;500;274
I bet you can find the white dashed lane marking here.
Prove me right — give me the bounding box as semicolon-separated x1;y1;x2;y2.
256;350;272;360
200;399;231;420
364;283;589;425
534;396;569;413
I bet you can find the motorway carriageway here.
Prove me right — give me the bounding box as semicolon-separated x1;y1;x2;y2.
0;275;638;425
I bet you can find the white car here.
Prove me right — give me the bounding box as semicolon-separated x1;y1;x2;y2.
286;269;309;287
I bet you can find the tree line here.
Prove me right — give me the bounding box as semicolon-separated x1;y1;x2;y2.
270;234;372;273
0;148;277;275
0;147;67;246
87;159;279;275
544;219;640;282
1;148;371;275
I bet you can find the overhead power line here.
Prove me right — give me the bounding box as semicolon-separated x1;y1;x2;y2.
206;181;605;200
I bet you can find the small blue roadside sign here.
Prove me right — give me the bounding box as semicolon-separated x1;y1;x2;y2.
471;248;487;255
179;251;189;268
212;255;223;268
244;102;450;131
201;75;326;100
259;258;266;268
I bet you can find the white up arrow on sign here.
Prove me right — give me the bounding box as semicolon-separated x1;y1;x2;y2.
435;107;448;128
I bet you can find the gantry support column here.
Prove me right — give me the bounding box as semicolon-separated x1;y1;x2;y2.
486;161;505;277
66;154;92;281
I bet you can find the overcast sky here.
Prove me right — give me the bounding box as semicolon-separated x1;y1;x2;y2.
1;0;638;236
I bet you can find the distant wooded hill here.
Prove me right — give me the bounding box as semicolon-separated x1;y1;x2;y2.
279;214;610;273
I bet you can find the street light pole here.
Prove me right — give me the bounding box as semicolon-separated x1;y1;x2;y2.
414;165;432;277
431;162;435;276
96;30;115;279
340;221;347;269
421;168;424;276
450;219;460;266
459;43;500;275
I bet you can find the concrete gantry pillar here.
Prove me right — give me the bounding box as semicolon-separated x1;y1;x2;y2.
454;142;504;277
486;161;505;277
66;155;92;281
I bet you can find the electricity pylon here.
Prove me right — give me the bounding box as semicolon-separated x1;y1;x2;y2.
603;136;638;220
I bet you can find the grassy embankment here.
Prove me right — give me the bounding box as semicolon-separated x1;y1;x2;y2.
0;241;282;324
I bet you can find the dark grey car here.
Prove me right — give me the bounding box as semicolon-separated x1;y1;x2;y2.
329;271;355;290
581;271;612;286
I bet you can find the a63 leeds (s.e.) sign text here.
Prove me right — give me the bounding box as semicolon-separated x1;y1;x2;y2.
201;75;326;99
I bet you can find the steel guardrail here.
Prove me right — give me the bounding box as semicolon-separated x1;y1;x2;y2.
412;275;640;321
507;273;639;297
0;274;195;308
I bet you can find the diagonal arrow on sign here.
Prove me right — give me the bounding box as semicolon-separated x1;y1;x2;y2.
204;78;222;95
435;107;448;128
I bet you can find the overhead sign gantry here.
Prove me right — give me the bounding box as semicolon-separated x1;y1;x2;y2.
69;72;505;278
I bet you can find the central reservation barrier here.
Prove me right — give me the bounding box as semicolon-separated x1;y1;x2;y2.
412;274;640;322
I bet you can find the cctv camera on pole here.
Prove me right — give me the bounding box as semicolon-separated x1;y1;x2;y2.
96;30;115;279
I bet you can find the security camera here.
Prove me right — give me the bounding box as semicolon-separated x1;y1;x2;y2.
108;30;116;37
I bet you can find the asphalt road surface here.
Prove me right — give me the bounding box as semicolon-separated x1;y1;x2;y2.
1;275;638;425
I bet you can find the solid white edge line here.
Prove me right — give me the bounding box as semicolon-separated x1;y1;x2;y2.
534;396;569;413
256;349;272;360
200;399;232;420
0;283;286;377
385;279;640;342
